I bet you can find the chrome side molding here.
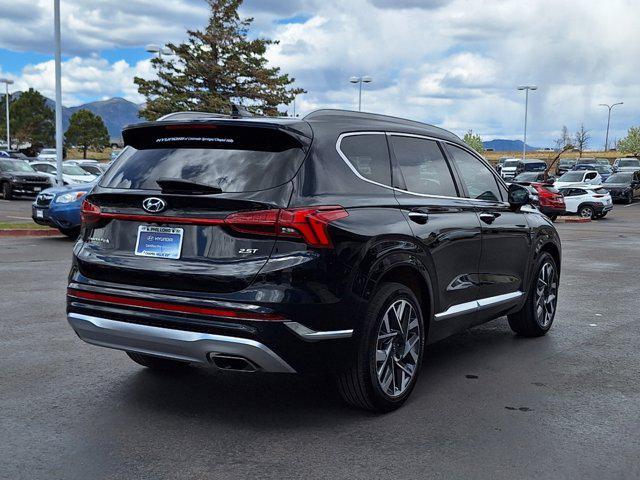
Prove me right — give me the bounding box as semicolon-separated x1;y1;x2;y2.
435;291;523;321
284;322;354;342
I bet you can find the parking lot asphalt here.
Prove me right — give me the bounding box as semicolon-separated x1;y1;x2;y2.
2;203;640;480
0;198;35;223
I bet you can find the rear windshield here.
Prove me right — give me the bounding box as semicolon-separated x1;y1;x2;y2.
605;173;632;183
524;162;546;171
619;159;640;167
100;126;306;193
558;172;584;182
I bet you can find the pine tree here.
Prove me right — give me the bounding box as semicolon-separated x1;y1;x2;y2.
9;88;55;148
65;110;110;158
135;0;304;120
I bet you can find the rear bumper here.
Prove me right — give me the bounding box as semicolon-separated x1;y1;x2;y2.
594;203;613;213
539;206;565;217
68;312;297;373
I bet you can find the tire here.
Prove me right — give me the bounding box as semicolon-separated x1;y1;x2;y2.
336;282;426;412
598;212;608;218
578;205;594;219
627;193;633;204
508;252;558;337
126;351;191;370
59;227;81;239
549;215;557;222
2;182;13;200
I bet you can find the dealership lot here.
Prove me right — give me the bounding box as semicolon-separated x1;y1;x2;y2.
2;204;640;479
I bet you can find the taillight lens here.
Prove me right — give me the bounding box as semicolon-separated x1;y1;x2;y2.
225;206;348;248
81;199;101;226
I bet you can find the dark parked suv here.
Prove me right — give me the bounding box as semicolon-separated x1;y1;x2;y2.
67;110;561;411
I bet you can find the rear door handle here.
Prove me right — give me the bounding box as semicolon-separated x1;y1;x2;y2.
408;211;429;224
479;212;497;224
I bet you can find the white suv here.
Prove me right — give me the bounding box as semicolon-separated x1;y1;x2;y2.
558;184;613;219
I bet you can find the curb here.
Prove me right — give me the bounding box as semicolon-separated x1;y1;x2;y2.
0;229;63;237
554;216;591;223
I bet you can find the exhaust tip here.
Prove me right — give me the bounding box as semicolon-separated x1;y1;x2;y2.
209;353;258;372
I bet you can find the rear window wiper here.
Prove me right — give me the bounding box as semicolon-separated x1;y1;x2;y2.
156;178;223;194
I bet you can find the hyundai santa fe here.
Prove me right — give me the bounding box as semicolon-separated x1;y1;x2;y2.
67;109;561;412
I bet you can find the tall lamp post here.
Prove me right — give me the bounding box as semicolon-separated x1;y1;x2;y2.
0;78;14;150
54;0;63;186
350;76;372;112
599;102;623;151
517;85;537;161
146;44;173;59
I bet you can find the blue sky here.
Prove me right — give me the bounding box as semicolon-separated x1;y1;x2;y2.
0;0;639;148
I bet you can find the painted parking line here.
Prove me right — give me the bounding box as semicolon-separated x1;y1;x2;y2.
7;216;31;220
624;202;640;207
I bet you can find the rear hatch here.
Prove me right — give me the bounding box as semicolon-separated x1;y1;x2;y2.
76;119;312;293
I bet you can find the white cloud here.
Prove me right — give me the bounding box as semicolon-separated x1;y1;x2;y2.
0;0;639;146
3;56;154;106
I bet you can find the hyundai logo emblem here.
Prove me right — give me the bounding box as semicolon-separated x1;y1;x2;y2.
142;197;167;213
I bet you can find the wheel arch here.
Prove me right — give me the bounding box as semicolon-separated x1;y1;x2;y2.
355;241;435;333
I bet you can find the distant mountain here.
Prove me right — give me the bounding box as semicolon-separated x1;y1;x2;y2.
65;98;142;141
18;92;142;141
483;139;540;152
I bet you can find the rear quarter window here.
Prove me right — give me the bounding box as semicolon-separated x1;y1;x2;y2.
338;134;391;185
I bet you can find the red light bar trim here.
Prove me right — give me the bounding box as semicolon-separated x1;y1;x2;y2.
67;288;286;321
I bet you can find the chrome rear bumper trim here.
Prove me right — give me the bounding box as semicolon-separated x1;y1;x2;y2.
284;322;353;342
67;313;296;373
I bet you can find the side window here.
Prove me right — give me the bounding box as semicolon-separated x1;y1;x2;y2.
390;136;458;197
585;172;597;181
339;134;391;186
447;145;503;201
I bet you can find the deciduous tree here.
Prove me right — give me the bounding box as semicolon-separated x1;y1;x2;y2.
617;127;640;157
135;0;304;120
463;130;485;154
574;124;590;157
65;109;110;158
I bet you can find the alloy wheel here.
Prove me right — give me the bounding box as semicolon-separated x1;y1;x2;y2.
375;299;421;397
579;206;593;218
534;262;557;328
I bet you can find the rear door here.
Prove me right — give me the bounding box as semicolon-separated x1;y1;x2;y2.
445;144;531;304
77;121;311;293
388;134;482;340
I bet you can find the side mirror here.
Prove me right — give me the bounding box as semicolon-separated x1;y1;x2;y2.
508;184;530;210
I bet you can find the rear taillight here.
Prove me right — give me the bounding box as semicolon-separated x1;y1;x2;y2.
81;199;102;226
225;207;348;248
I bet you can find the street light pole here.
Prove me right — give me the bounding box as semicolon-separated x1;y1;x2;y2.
349;76;373;111
599;102;623;151
54;0;64;186
0;78;14;150
517;85;537;161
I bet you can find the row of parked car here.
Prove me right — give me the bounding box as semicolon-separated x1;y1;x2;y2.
0;151;113;237
494;156;640;220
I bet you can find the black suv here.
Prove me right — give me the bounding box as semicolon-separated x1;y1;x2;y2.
0;158;52;199
67;110;561;411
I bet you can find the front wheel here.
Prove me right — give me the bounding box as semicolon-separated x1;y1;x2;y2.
336;282;425;412
627;193;634;204
2;182;13;200
508;252;558;337
59;227;81;239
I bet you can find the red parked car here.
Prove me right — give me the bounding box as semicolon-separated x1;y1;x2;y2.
531;182;565;221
